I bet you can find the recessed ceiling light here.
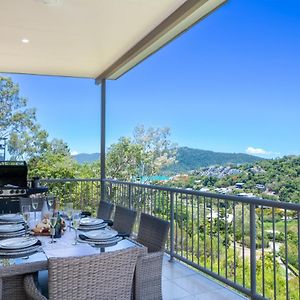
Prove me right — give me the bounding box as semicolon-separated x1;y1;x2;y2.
21;38;29;44
42;0;61;5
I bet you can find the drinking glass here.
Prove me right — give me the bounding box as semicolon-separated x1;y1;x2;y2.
72;212;81;245
65;202;73;231
47;195;55;209
31;196;39;221
49;215;57;244
22;205;31;236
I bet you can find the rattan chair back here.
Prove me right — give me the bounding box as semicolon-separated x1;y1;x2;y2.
47;247;141;300
112;206;137;236
97;200;114;220
137;213;170;252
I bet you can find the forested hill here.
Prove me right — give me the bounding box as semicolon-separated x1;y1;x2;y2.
73;153;99;164
73;147;263;172
164;147;263;173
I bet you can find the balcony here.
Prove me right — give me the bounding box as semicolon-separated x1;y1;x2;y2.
2;1;299;299
38;178;300;300
162;254;245;300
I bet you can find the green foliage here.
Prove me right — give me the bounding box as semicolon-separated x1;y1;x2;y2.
278;235;299;270
133;125;177;177
0;76;49;160
106;137;143;180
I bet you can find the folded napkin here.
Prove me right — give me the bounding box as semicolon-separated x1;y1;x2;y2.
81;211;92;218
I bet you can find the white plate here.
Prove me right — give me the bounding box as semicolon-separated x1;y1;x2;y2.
83;228;118;240
78;223;107;231
77;236;122;246
0;224;24;233
0;237;38;249
0;245;41;257
80;217;104;226
0;231;25;238
0;214;23;222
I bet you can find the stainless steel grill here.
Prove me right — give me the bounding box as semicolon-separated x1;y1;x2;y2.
0;161;28;197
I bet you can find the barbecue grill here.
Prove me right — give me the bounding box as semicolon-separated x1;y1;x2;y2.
0;161;48;213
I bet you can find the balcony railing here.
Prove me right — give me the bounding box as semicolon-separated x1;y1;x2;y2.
39;178;300;300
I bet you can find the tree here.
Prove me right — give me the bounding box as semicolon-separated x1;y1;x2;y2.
0;76;48;160
133;125;177;176
105;126;177;181
28;140;76;179
106;137;143;180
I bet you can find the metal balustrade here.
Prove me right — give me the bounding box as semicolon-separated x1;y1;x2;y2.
39;177;300;300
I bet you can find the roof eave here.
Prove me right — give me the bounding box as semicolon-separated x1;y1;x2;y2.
95;0;227;84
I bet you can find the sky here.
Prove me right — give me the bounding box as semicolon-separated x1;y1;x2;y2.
3;0;300;158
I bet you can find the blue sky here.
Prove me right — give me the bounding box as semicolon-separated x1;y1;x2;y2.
4;0;300;158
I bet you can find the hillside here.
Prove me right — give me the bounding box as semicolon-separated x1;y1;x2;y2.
168;155;300;203
72;153;99;164
164;147;264;173
73;147;263;172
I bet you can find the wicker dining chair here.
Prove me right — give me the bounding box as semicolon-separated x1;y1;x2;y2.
24;247;142;300
112;206;137;238
96;200;114;226
134;213;170;300
1;275;31;300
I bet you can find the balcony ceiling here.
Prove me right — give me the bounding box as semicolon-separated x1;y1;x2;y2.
0;0;226;81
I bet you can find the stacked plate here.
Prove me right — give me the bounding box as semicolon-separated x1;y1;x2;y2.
0;223;25;238
0;237;41;257
78;217;106;231
0;214;24;224
78;228;122;247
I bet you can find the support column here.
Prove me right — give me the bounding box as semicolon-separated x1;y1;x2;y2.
100;79;106;202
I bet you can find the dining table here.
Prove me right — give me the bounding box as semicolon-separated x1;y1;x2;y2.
0;212;146;300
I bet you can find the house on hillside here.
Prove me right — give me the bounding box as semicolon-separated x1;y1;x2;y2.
235;182;245;189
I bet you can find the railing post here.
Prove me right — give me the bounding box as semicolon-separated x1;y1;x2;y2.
250;203;257;298
169;191;175;262
128;185;133;210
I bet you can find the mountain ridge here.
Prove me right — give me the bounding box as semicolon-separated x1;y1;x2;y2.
72;147;264;172
164;147;264;173
72;152;99;164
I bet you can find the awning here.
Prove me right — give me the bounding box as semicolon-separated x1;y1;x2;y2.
0;0;226;81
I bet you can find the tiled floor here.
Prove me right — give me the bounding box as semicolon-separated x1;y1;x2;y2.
162;255;247;300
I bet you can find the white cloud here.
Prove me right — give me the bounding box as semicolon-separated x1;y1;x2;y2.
70;150;79;156
246;147;269;155
246;147;282;158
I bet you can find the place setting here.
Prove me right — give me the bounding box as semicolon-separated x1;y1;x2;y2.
0;236;42;258
0;223;25;238
0;209;29;239
0;213;24;225
78;217;107;231
77;227;122;251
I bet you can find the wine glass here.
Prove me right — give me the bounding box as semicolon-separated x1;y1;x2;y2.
72;211;81;245
31;196;39;221
49;215;57;244
22;205;31;236
65;202;73;231
47;195;55;209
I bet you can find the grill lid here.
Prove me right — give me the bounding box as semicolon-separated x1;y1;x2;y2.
0;161;28;188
